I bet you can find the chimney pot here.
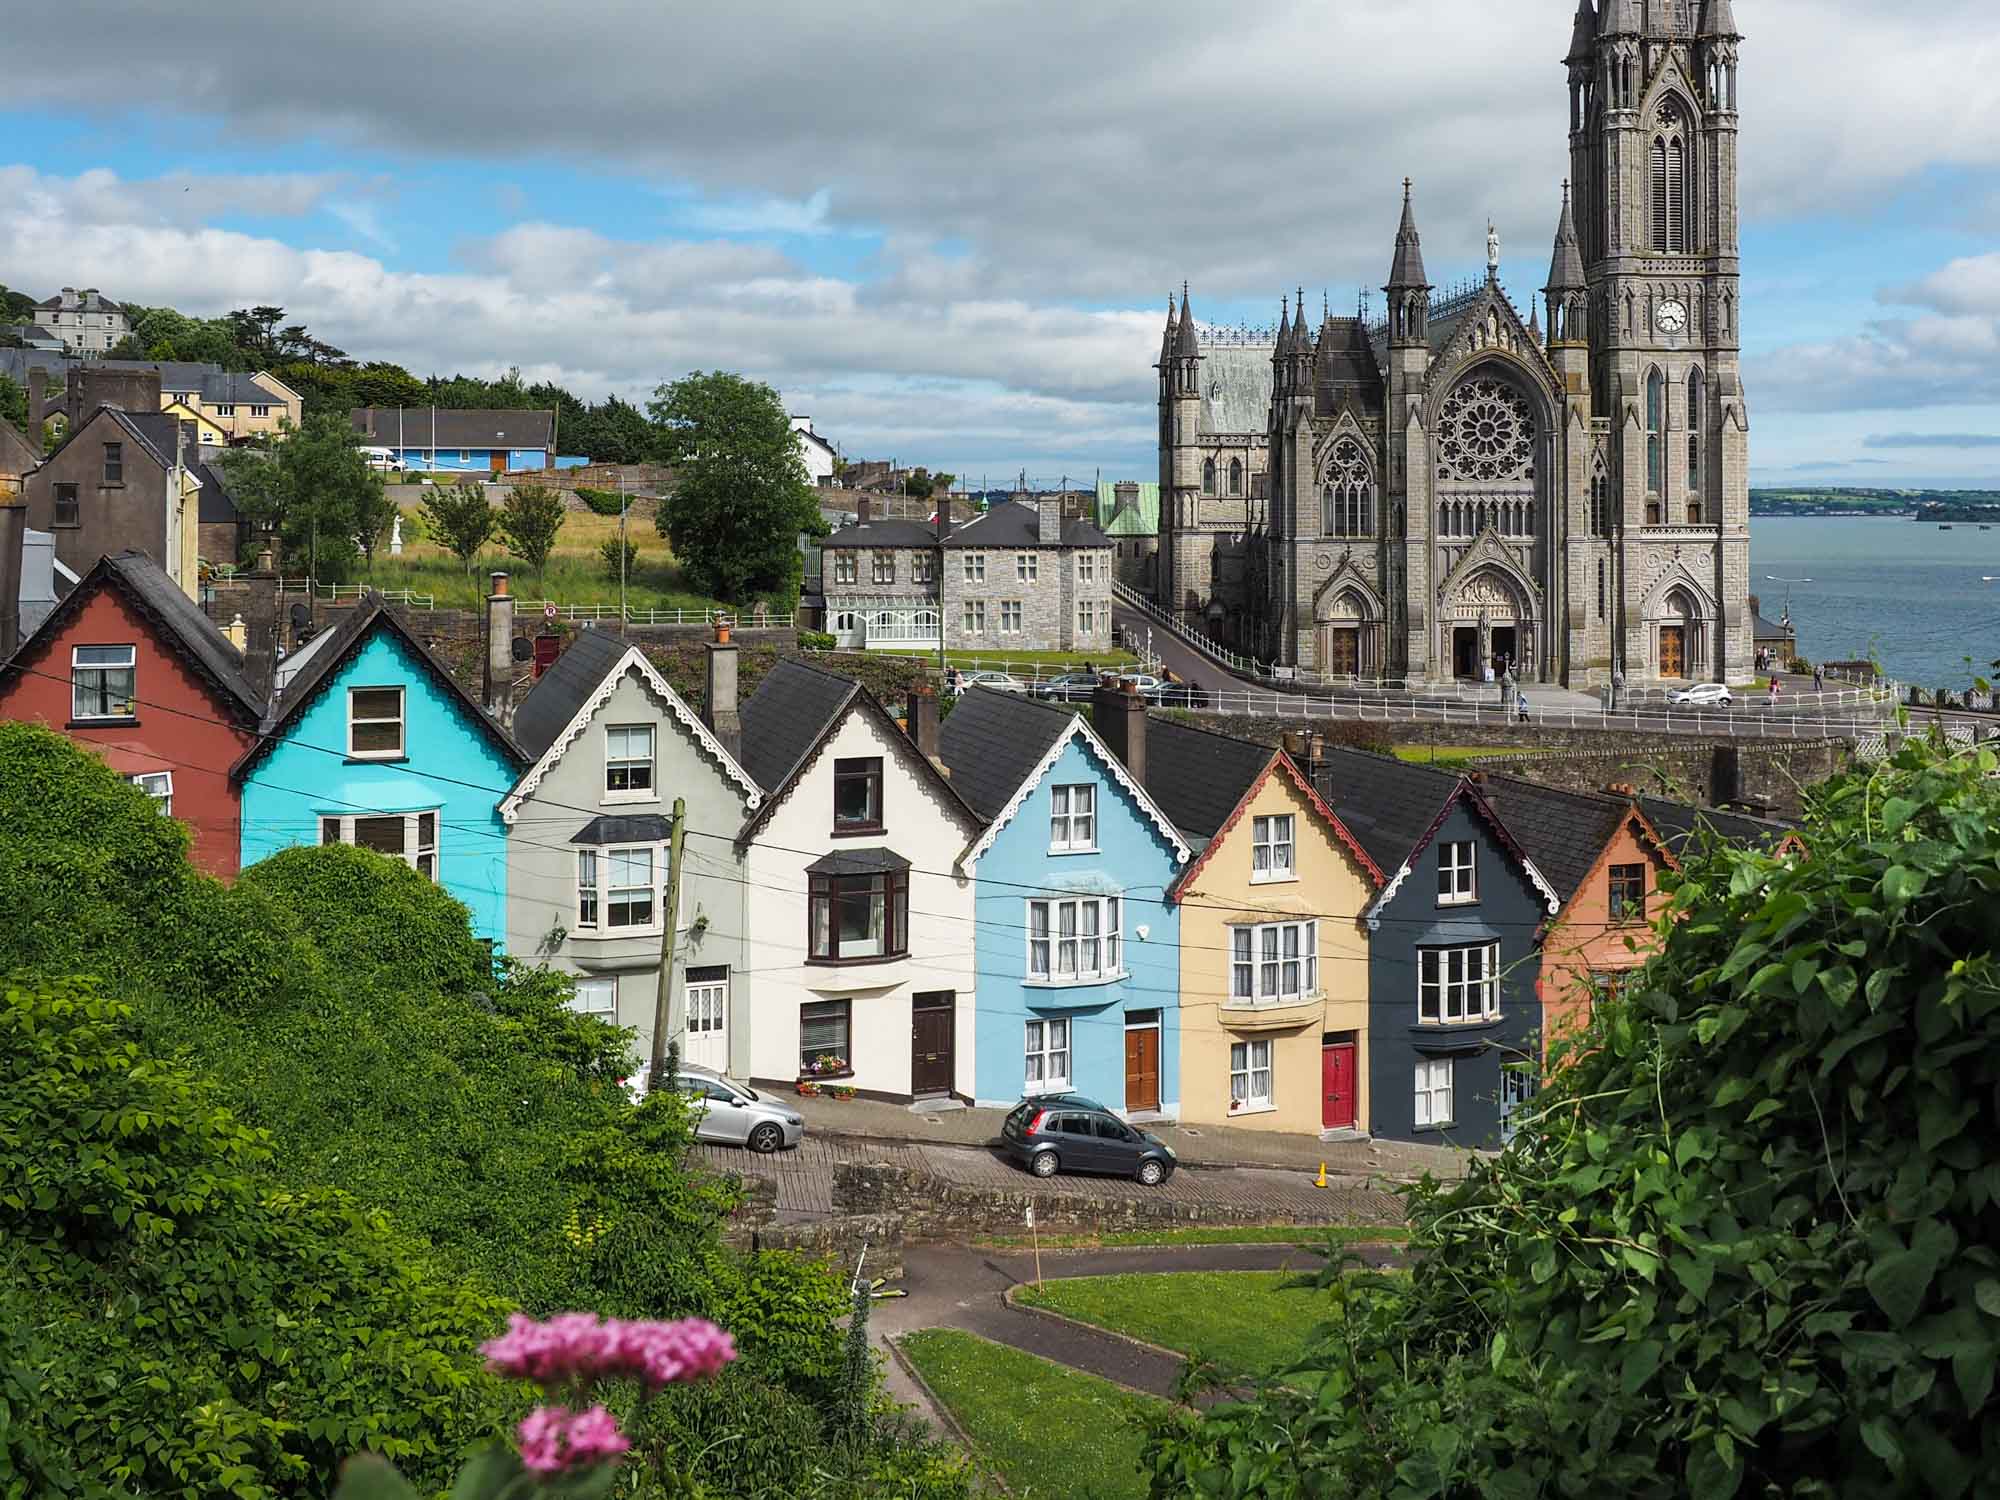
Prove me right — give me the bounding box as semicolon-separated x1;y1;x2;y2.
224;612;248;652
1092;677;1148;788
490;571;510;598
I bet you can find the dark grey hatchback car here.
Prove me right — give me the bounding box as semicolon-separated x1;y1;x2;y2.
1000;1094;1178;1186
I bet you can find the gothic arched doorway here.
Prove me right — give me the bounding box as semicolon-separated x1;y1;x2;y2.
1441;566;1534;682
1315;588;1378;680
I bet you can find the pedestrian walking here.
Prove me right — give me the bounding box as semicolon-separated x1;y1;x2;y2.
1516;691;1531;723
1767;678;1781;708
1813;664;1825;693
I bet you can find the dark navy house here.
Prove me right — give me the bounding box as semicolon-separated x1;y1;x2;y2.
1315;752;1558;1148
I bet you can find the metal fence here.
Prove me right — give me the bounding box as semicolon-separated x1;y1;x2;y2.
1178;688;1894;738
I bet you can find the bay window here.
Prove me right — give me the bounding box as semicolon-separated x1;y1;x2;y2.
1228;920;1317;1003
1419;942;1500;1024
1027;896;1122;982
809;864;909;962
319;810;439;882
574;844;661;932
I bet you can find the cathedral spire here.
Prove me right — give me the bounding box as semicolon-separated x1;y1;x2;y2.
1567;0;1597;60
1545;181;1587;291
1160;292;1177;362
1275;295;1292;354
1387;179;1430;289
1175;283;1199;358
1698;0;1737;36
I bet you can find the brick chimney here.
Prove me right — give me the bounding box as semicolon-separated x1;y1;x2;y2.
0;497;25;662
484;571;514;725
26;369;49;439
907;683;940;761
1038;496;1061;543
1092;678;1147;788
704;618;742;762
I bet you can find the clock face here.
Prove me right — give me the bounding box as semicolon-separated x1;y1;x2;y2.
1656;299;1689;334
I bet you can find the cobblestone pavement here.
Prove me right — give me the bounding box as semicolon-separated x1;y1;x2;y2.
694;1133;1401;1223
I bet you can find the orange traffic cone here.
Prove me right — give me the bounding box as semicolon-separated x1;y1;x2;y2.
1313;1162;1329;1188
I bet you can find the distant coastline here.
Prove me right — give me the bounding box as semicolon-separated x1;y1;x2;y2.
1750;487;2000;519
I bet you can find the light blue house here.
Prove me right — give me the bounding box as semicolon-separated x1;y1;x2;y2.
233;597;526;949
939;688;1190;1118
348;407;555;473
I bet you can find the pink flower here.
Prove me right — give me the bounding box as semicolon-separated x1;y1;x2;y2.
514;1404;631;1473
483;1313;736;1388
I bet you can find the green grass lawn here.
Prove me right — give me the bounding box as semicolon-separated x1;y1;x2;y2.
1392;744;1536;765
974;1224;1407;1252
900;1330;1159;1500
1014;1271;1331;1379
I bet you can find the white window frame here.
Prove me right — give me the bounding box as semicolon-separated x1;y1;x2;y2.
1017;553;1038;582
871;552;896;584
1049;783;1096;852
318;810;440;882
963;552;985;583
213;403;235;417
250;404;271;418
1419;942;1501;1025
1414;1058;1453;1128
999;599;1023;634
1077;600;1099;636
833;552;858;585
1024;1017;1071;1093
1229;1039;1274;1111
1079;552;1098;583
574;843;664;935
912;552;935;584
127;770;172;814
1026;895;1122;984
1228;920;1318;1004
686;979;727;1041
1250;814;1295;883
346;685;406;759
962;599;986;635
604;723;656;801
70;644;136;720
1437;840;1477;905
569;976;617;1019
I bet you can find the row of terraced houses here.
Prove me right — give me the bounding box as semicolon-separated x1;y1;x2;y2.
0;553;1793;1147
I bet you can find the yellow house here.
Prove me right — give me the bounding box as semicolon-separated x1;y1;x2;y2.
154;368;303;443
1139;717;1384;1136
162;399;227;450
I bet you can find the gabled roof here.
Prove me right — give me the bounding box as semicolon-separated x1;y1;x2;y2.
500;634;760;825
350;407;556;449
1093;481;1159;538
0;551;263;723
946;499;1110;550
734;658;979;845
1636;796;1798;856
822;516;938;549
1468;775;1636;902
231;594;524;784
194;461;239;525
1140;715;1276;843
939;688;1191;868
1170;748;1383;899
26;404;180;480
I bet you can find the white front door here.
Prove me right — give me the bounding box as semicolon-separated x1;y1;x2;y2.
685;981;728;1072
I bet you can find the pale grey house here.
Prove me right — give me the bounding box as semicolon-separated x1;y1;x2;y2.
500;627;761;1077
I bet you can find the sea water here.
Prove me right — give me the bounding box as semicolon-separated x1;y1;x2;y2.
1751;515;2000;691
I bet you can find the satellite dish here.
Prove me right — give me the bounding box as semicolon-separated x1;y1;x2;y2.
510;634;533;663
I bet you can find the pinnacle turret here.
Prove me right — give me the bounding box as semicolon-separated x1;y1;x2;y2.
1567;0;1597;59
1545;181;1587;291
1602;0;1642;35
1386;179;1430;289
1175;283;1199;359
1699;0;1737;36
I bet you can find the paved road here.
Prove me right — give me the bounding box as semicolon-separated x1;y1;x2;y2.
695;1132;1401;1224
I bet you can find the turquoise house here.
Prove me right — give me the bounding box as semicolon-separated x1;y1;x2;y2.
233;597;525;948
939;688;1190;1118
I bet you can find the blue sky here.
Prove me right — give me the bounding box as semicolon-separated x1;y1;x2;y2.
5;0;1999;488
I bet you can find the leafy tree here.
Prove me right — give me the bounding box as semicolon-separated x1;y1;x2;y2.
218;410;387;582
0;282;37;322
1145;739;2000;1500
649;372;822;602
422;480;499;576
498;482;567;581
0;372;25;432
601;535;639;582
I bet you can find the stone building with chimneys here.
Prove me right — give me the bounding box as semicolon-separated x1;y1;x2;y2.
1156;0;1750;689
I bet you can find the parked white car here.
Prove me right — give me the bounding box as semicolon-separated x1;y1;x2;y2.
624;1064;805;1153
958;670;1027;694
1667;682;1733;707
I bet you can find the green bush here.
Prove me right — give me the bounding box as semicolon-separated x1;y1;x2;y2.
798;629;836;651
601;536;640;581
575;486;628;517
0;976;510;1498
1145;740;2000;1499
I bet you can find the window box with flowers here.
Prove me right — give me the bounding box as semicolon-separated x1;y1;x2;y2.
796;1052;854;1096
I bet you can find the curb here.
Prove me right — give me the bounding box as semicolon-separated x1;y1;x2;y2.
804;1122;1437;1180
887;1334;1012;1495
999;1285;1201;1401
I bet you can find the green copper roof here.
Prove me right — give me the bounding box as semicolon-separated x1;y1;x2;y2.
1095;481;1160;536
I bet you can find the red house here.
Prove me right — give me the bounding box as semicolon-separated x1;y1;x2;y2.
0;550;265;878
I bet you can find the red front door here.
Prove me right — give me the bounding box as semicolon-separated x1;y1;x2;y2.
1321;1042;1356;1130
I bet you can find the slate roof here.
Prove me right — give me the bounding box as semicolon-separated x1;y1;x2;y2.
572;813;673;845
935;687;1078;821
1315;317;1385;402
1468;774;1634;902
806;847;912;876
350;407;556;449
123;412;199;469
1309;748;1463;875
0;551;263;721
1140;716;1276;842
512;627;632;761
0;416;38;476
822;516;938;549
1094;481;1159;538
948;500;1110;549
1752;611;1793;642
1195;341;1275;435
737;657;861;794
1637;797;1797;855
194;461;239;525
234;593;524;782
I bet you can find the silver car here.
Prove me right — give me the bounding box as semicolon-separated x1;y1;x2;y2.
634;1064;806;1152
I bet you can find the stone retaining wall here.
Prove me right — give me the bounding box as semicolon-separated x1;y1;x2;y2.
723;1213;905;1279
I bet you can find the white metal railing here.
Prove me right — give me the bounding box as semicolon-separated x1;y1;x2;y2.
276;578;437;608
1177;688;1896;739
1111;582;1266;678
802;650;1164;686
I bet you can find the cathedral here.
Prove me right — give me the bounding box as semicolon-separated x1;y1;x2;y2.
1155;0;1750;688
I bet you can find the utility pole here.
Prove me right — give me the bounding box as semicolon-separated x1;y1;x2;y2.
647;796;688;1083
619;486;629;625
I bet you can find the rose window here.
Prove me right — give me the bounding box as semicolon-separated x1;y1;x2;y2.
1436;378;1536;484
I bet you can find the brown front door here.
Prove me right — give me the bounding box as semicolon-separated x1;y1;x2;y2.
911;992;954;1096
1123;1018;1160;1113
1321;1039;1357;1130
1323;627;1359;677
1660;624;1686;679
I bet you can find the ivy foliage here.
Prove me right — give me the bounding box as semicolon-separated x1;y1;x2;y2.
1144;740;2000;1499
